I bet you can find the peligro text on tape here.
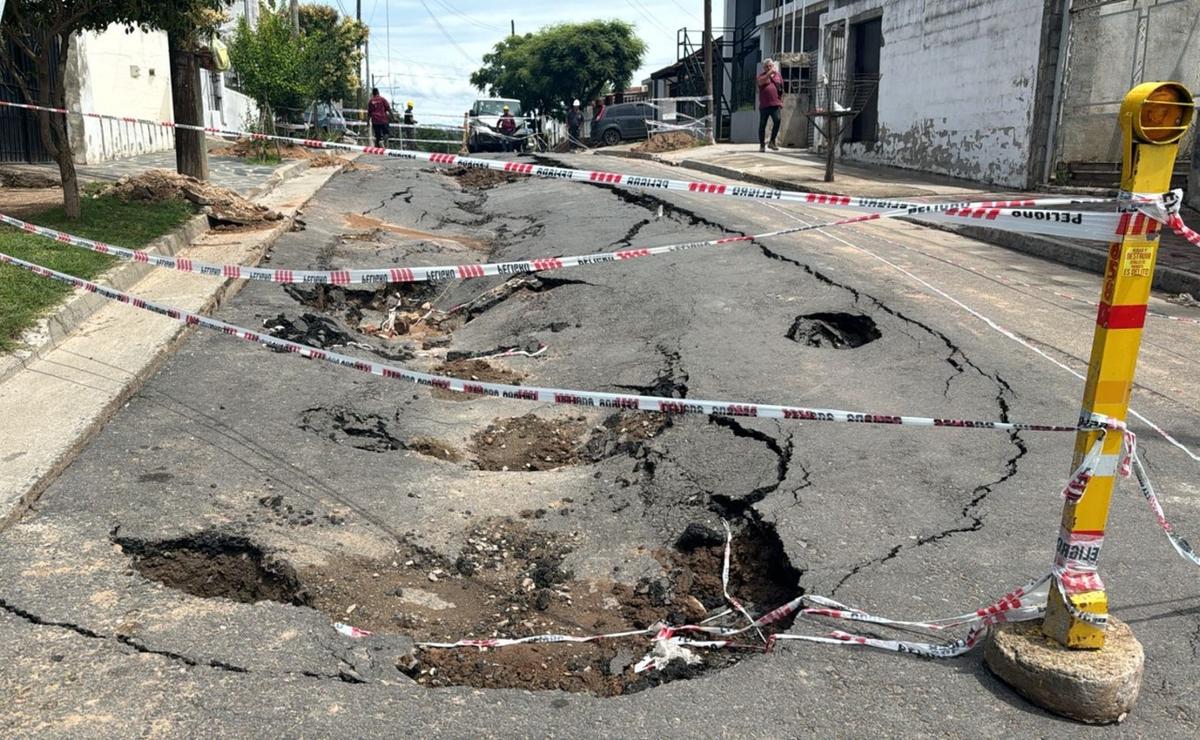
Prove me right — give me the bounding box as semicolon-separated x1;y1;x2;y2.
0;209;908;285
0;192;1147;286
8;256;1197;666
0;99;1123;224
0;248;1107;435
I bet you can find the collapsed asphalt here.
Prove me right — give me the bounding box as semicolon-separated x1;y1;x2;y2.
2;154;1199;735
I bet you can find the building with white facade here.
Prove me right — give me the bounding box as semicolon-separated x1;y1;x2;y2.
3;1;259;165
721;0;1199;189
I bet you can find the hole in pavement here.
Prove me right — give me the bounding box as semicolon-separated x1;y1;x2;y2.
786;312;881;349
282;283;455;348
117;531;310;606
299;406;402;453
429;359;525;402
440;166;522;190
303;517;800;696
470;414;588;471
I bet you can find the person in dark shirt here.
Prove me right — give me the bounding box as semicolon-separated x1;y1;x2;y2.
367;88;392;148
566;99;583;149
757;59;784;152
498;105;518;152
401;101;416;150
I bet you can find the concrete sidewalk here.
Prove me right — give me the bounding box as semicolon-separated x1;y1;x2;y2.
596;142;1200;296
0;160;351;528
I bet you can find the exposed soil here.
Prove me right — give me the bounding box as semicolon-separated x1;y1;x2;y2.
0;167;59;188
213;139;322;161
470;414;588;471
786;312;881;349
633;131;704;154
117;531;309;606
430;359;524;402
342;212;487;251
106;170;281;229
442;166;522;190
405;436;463;462
0;187;61;218
300;518;800;696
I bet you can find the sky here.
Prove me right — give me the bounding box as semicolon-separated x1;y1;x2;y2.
309;0;712;119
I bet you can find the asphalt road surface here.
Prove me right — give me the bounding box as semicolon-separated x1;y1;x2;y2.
3;154;1200;737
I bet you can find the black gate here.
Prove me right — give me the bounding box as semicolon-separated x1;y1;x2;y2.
0;35;54;164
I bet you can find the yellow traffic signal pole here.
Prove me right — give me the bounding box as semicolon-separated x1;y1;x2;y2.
1042;82;1195;648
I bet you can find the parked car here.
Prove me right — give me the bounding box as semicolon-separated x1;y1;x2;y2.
307;102;347;137
467;98;531;152
591;102;653;146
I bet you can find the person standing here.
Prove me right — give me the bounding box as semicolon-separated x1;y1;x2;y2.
757;59;784;152
498;105;518;153
367;88;392;148
401;101;417;151
566;99;583;150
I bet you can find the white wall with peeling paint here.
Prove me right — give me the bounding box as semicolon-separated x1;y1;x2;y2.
820;0;1049;188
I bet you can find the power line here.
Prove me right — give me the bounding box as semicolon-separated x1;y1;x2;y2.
429;0;504;33
416;0;477;64
625;0;672;37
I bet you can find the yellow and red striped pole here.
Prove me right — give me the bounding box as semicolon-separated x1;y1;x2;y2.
1042;82;1195;648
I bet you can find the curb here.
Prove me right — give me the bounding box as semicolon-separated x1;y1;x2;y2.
0;157;352;531
0;158;313;385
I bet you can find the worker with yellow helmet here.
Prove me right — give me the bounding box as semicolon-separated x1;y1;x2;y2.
401;100;417;151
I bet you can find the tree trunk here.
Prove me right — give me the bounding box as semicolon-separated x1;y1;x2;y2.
35;33;80;219
168;32;209;181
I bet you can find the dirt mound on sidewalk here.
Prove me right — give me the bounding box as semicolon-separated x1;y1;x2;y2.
633;131;704;154
107;170;282;229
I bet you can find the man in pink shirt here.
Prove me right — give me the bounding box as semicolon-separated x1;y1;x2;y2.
757;58;783;152
367;88;392;148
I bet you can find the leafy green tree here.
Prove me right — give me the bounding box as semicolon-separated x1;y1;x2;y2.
299;4;366;104
471;20;646;119
0;1;229;218
228;2;312;124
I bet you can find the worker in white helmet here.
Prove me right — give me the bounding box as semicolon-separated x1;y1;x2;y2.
566;99;583;150
401;100;417;150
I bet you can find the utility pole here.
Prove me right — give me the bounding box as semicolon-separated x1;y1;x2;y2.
511;20;515;36
357;0;365;106
703;0;715;143
289;0;299;36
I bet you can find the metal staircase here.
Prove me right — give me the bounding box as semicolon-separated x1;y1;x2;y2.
675;16;759;141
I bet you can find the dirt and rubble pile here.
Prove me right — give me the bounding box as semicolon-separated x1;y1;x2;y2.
107;169;282;228
633;131;704;154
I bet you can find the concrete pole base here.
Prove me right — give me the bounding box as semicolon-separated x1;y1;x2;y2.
984;618;1143;724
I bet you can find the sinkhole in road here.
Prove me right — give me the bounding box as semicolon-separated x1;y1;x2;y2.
301;517;801;696
439;166;524;190
280;282;457;347
299;406;403;453
786;312;881;349
117;532;310;606
469;412;669;472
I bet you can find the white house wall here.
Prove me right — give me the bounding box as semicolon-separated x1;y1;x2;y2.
822;0;1050;188
66;26;175;164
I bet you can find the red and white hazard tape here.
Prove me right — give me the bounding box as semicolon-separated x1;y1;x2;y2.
1;248;1107;435
0;99;1122;233
0;209;908;285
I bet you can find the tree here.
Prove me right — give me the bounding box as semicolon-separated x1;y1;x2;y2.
227;2;312;124
299;3;366;104
0;1;229;218
470;21;646;119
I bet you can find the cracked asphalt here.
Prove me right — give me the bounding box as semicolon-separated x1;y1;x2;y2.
4;154;1200;736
